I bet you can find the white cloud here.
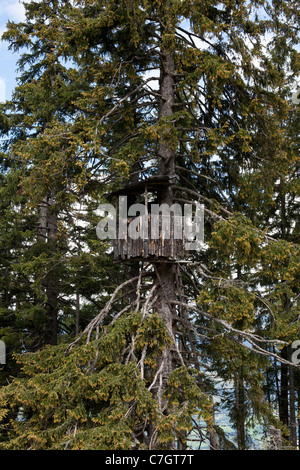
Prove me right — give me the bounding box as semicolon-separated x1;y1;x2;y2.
0;0;26;26
0;25;7;38
0;78;6;102
6;1;26;21
0;0;27;47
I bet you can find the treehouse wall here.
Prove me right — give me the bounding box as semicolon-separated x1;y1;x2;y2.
113;216;185;261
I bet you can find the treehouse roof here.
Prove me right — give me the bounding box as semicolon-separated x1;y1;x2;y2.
105;174;178;200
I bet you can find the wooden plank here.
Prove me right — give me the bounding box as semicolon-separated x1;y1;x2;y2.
113;213;187;261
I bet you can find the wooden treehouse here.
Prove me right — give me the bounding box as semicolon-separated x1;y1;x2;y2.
106;175;186;262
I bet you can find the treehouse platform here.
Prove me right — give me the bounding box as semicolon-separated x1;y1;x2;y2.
113;215;186;261
106;175;185;261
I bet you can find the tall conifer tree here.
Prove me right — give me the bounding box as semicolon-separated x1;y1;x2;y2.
0;0;299;450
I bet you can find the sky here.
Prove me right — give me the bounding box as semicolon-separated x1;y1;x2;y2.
0;0;27;102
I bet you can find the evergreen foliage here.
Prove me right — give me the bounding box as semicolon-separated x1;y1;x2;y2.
0;0;299;450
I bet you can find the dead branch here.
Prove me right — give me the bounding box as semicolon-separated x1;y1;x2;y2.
170;300;298;368
66;272;151;353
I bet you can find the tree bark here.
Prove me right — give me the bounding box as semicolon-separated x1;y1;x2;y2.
289;352;297;447
234;370;246;449
209;402;218;450
38;196;58;345
298;386;300;450
270;426;282;450
279;346;289;437
149;25;177;448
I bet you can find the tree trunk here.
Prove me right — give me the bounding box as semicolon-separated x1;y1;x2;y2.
38;196;58;345
270;426;282;450
75;290;80;336
289;354;297;447
298;386;300;450
209;402;218;450
279;347;289;438
234;370;246;450
150;28;177;448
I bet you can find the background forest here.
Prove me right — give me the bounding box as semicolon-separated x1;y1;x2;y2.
0;0;299;450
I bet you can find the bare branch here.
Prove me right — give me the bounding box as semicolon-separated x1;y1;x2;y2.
170;300;298;368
